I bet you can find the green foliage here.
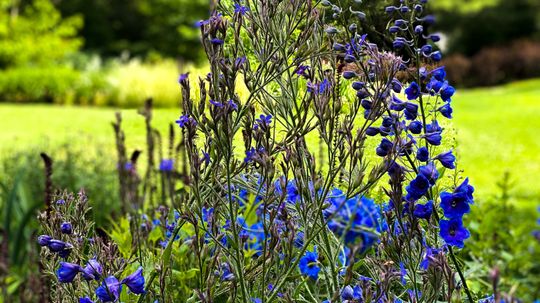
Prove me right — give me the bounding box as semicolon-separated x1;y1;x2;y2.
436;0;539;56
55;0;208;62
464;173;540;301
0;0;82;68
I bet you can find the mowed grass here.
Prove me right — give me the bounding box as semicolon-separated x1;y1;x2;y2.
1;78;539;204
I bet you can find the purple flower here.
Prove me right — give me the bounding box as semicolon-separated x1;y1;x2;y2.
96;276;122;302
405;82;421;100
376;138;393;157
408;121;423;134
399;262;407;285
57;262;81;283
439;218;470;248
60;222;72;234
122;267;145;295
416;146;429;162
37;235;52;246
438;102;453;118
47;239;68;252
254;114;272;130
435;150;455;169
440;178;474;219
159;159;174;172
79;297;95;303
405;173;430;202
234;3;249;15
413;200;433;219
209;99;223;107
81;259;103;281
298;248;320;280
178;73;189;84
341;285;363;301
210;38;224;45
418;162;439;185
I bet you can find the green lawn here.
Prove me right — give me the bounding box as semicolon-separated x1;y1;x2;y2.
1;78;540;204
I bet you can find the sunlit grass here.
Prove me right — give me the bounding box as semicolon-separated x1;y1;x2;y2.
1;78;539;205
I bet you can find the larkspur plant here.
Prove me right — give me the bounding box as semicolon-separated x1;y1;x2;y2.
36;0;529;302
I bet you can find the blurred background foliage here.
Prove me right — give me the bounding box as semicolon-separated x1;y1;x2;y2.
0;0;539;301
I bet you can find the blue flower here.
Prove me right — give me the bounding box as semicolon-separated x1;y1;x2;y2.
159;159;174;172
341;285;363;301
175;115;196;128
416;146;429;162
420;246;441;270
376;138;393;157
404;102;418;120
424;132;441;145
439;218;470;248
210;38;224;45
79;297;95;303
251;299;262;303
413;200;433;219
408;121;422;134
96;276;122;302
220;263;234;281
431;67;446;81
399;262;407;285
438;102;453;118
440;84;455;102
299;248;320;280
440;178;474;219
405;82;421;100
430;51;442;62
405;173;430;202
435;150;455;169
177;73;189;84
343;71;357;79
81;259;103;281
122;267;145;295
47;239;68;252
37;235;52;246
255;114;272;129
418;162;439;185
57;262;81;283
234;3;249;15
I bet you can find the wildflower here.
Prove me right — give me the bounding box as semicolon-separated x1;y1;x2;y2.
47;239;68;252
220;263;234;281
405;82;420;100
424;129;442;146
56;199;66;205
60;222;72;234
79;297;95;303
227;99;238;111
419;162;439;185
254;114;272;130
81;259;103;281
405;173;430;202
413;200;433;219
432;67;446;81
57;262;81;283
96;276;122;302
122;267;145;295
416;146;429;162
177;73;189;85
399;262;407;285
343;71;357;79
210;38;224;45
376;138;393;157
440;83;455;102
37;235;52;246
430;51;442;62
404;102;418;120
341;285;363;301
408;121;422;134
439;218;470;248
366;127;379;136
175;115;196;128
420;246;441;270
234;3;249;15
252;299;262;303
438;102;453;118
159;159;174;172
440;178;474;219
299;248;320;280
435;150;455;169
